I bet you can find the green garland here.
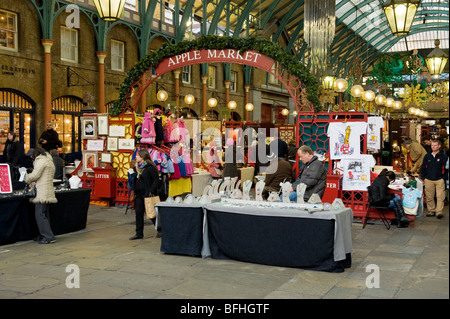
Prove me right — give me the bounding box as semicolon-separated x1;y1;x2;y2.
110;35;320;116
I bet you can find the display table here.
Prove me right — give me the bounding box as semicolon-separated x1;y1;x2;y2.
155;200;352;272
0;188;91;245
191;172;213;197
155;202;204;256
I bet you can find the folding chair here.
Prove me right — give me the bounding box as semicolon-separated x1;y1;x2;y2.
363;186;391;230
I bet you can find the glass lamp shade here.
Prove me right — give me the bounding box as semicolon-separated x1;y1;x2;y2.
184;94;195;105
322;75;337;90
408;107;415;114
208;98;218;108
93;0;126;21
362;90;375;102
334;78;348;93
425;40;449;76
157;90;168;102
375;94;387;105
245;103;254;111
228;100;237;110
281;108;289;116
382;0;421;36
385;97;395;107
350;85;364;98
394;100;402;109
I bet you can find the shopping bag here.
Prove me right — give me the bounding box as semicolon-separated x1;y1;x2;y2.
144;195;160;219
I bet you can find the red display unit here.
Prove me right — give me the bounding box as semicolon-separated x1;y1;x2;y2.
92;166;116;199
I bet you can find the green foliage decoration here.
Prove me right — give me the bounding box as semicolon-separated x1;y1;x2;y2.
109;35;320;116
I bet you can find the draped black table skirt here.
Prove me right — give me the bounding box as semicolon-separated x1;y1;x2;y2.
0;188;91;245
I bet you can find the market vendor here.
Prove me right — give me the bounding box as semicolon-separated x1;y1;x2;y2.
402;139;427;175
287;145;327;202
262;157;293;199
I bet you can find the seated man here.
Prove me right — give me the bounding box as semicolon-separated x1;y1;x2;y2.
288;145;327;202
262;157;293;199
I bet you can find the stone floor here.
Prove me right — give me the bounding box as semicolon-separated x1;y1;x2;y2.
0;203;448;300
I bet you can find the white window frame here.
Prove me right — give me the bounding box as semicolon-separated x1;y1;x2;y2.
111;39;125;72
230;71;237;92
182;65;191;84
60;26;78;63
269;61;279;84
0;10;18;52
208;66;216;89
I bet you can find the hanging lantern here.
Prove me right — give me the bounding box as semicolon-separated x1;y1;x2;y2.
93;0;126;21
281;108;289;116
245;103;254;111
208;97;218;108
375;95;387;105
385;97;395;107
157;90;168;102
425;39;449;76
321;67;336;90
382;0;421;36
350;85;364;98
334;78;348;93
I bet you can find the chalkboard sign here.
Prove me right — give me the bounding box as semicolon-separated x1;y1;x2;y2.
0;163;13;193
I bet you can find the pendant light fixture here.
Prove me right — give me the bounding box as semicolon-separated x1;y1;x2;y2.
93;0;126;22
425;39;449;76
382;0;421;36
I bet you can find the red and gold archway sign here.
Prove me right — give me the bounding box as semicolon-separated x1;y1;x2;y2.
119;48;314;117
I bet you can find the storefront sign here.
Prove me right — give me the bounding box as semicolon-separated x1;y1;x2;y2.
1;64;36;76
155;49;275;75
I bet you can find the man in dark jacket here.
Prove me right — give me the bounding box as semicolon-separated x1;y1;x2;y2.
39;121;60;152
288;145;327;202
421;139;448;219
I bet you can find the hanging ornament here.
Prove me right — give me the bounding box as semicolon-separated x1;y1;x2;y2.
304;0;336;75
399;84;428;107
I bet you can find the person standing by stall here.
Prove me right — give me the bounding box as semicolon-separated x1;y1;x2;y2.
129;149;160;240
421;139;448;219
1;131;21;180
402;139;427;175
39;121;60;152
25;147;57;244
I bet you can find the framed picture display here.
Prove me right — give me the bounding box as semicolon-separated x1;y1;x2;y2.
101;152;112;163
109;125;126;137
118;138;135;150
107;137;118;151
82;151;98;173
97;114;109;135
81;117;97;139
86;139;104;152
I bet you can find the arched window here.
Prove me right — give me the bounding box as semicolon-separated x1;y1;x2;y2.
0;89;35;157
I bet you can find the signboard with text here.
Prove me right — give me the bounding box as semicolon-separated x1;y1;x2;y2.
0;163;13;193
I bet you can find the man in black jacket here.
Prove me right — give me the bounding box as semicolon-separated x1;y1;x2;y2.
421;139;448;219
288;145;327;202
39;121;59;152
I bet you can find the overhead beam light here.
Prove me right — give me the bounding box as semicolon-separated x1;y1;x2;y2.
426;39;449;76
93;0;126;22
382;0;421;36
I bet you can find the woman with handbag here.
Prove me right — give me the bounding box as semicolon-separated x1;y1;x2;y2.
25;147;58;244
129;149;160;240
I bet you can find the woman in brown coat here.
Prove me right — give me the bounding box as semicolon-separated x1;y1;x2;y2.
26;147;57;244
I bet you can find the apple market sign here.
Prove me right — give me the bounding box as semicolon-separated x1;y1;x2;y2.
156;49;274;74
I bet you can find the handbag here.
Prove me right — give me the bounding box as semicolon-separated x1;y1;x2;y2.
23;184;37;198
144;195;160;219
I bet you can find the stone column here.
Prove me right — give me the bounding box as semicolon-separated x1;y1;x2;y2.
244;84;250;122
41;39;53;123
174;69;181;117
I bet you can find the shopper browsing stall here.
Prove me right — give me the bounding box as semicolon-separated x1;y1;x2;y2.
38;121;60;152
129;149;160;240
402;139;427;175
25;147;57;244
